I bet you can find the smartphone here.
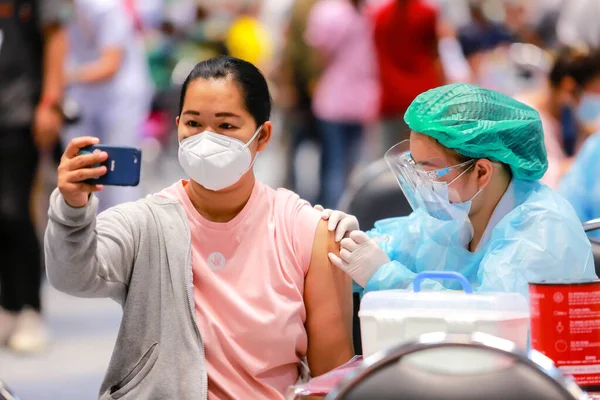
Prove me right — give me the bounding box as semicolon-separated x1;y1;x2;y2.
79;145;142;186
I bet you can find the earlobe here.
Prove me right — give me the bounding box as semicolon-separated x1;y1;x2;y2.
257;123;272;152
257;132;267;152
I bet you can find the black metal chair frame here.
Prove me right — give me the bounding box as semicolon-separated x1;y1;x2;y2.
337;159;391;212
583;218;600;236
0;380;20;400
325;332;587;400
583;218;600;277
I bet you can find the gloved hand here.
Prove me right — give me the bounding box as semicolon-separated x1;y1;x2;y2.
328;230;390;287
314;205;359;242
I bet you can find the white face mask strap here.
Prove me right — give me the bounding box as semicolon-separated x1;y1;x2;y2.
448;161;475;186
248;152;258;169
449;162;485;202
239;141;261;178
469;187;484;202
241;125;264;175
243;124;264;149
444;163;483;204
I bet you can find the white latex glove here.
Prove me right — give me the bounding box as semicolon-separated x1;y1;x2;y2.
314;205;359;242
328;230;390;287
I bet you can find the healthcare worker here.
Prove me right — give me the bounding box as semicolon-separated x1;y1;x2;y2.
515;48;600;190
559;133;600;240
326;83;597;299
64;0;153;211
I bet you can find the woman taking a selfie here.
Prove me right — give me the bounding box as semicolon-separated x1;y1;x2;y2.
44;56;353;399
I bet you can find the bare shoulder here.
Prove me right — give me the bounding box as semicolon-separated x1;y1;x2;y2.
307;219;343;276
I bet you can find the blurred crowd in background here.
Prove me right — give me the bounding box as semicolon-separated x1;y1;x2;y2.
4;0;600;362
119;0;600;208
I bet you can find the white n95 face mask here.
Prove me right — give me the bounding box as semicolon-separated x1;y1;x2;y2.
178;125;263;191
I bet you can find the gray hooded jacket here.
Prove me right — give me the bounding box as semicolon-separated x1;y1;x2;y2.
45;189;207;400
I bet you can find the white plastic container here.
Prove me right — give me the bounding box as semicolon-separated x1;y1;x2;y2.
359;272;530;357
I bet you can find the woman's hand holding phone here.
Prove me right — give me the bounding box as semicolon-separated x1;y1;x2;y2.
58;137;108;208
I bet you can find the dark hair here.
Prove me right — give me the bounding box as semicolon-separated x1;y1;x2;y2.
549;47;600;88
178;56;272;126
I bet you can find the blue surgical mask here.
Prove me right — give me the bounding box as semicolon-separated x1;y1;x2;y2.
414;165;482;246
418;181;481;222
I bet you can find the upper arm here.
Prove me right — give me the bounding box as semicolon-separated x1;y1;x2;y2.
45;192;137;304
96;4;129;48
39;0;70;28
304;220;354;377
94;5;127;69
74;3;125;74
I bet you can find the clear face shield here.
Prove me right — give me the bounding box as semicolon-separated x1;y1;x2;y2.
385;140;481;245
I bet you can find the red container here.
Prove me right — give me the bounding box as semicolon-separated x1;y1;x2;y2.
529;280;600;390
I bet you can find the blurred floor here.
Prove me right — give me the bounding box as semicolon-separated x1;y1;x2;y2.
0;286;121;400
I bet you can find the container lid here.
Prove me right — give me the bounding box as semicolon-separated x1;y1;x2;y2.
359;289;530;315
529;279;600;286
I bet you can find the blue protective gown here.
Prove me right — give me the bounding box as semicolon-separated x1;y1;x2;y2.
363;179;597;299
559;133;600;240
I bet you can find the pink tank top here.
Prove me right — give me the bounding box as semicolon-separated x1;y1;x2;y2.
158;180;321;399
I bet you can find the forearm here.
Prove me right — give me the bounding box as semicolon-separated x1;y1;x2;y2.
70;62;117;84
433;56;446;84
44;189;129;302
40;25;67;105
69;49;123;84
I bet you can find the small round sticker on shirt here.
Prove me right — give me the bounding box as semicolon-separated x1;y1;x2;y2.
208;252;227;271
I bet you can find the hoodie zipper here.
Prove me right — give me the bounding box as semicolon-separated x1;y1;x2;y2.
183;222;208;400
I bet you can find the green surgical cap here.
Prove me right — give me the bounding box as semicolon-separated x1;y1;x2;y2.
404;83;548;181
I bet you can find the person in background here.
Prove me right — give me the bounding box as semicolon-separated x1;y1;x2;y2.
304;0;379;209
277;0;321;197
0;0;68;353
225;0;273;71
128;0;164;31
507;0;564;49
458;0;516;53
557;0;600;50
326;84;596;300
515;48;600;189
457;0;516;91
574;51;600;134
372;0;445;155
63;0;153;211
45;56;353;399
259;0;295;56
559;131;600;240
436;15;471;84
